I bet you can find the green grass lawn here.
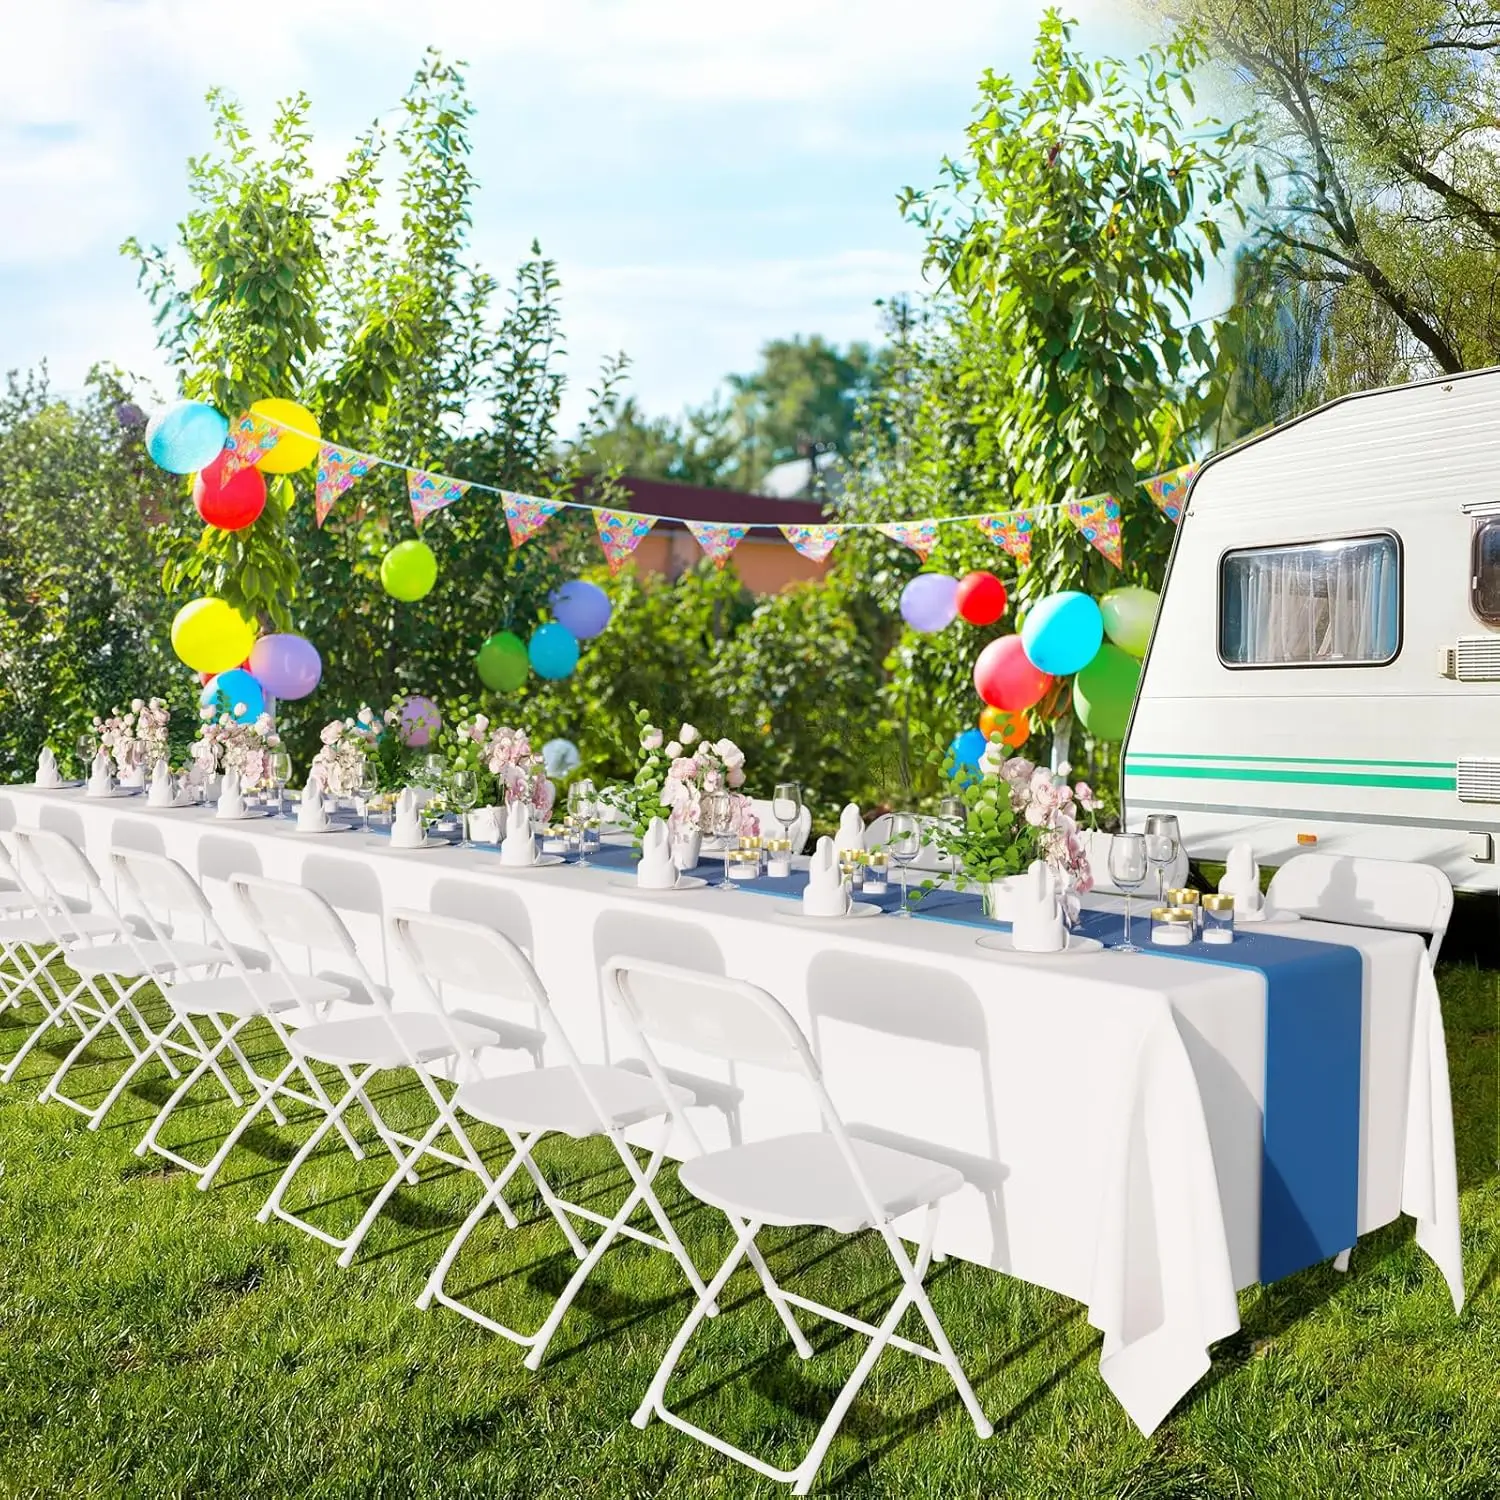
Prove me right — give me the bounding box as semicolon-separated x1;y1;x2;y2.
1;960;1498;1500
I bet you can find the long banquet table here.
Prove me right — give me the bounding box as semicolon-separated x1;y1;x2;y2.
0;786;1464;1436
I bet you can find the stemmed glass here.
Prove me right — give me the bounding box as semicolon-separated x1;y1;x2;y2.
75;732;95;780
701;791;738;891
1109;833;1149;954
451;770;478;848
771;781;803;848
887;811;922;918
568;779;597;867
1144;814;1181;903
354;763;379;831
269;751;292;816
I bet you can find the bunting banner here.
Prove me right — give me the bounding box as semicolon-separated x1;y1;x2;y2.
686;521;748;568
779;523;844;562
313;443;373;527
1143;461;1197;524
878;520;940;561
502;492;564;549
1066;494;1124;568
972;511;1034;567
594;509;656;574
408;470;470;527
220;411;282;479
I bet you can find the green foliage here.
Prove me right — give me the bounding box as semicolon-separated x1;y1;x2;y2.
929;761;1036;883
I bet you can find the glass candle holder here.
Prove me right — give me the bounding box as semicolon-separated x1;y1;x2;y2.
766;838;792;877
1167;888;1201;932
729;843;762;881
864;851;890;894
1202;893;1235;944
541;823;570;855
839;858;860;891
1151;907;1195;946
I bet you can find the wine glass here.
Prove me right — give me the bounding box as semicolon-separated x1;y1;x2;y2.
451;770;478;848
269;751;292;816
355;762;380;832
568;778;597;867
887;811;922;918
75;731;95;779
1109;833;1149;953
700;791;737;891
771;781;802;847
1144;814;1182;901
424;752;446;793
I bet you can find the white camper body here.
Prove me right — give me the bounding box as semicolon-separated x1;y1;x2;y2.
1123;367;1500;893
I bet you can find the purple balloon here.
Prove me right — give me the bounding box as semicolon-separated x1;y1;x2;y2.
249;634;322;700
899;573;959;633
549;580;612;640
400;696;442;748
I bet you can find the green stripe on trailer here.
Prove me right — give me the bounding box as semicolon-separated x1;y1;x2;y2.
1124;762;1457;792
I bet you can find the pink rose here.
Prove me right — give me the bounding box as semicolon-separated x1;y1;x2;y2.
727;766;745;788
702;768;722;792
668;757;698;782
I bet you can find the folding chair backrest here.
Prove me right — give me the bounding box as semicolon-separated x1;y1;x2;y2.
1266;854;1453;965
230;873;382;997
110;847;234;959
13;827;100;902
389;908;549;1017
748;799;812;854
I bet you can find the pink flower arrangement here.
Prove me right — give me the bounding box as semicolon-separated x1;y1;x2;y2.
309;710;381;796
191;707;282;791
645;722;757;834
93;698;171;772
450;713;556;819
992;755;1093;912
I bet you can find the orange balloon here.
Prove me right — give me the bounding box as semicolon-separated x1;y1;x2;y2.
979;705;1030;749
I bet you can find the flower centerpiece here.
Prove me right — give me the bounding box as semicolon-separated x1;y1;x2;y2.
617;708;757;839
309;708;383;796
447;711;555;818
190;706;282;791
93;698;171;777
932;749;1093;920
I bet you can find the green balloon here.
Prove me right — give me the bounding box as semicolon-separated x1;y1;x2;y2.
1074;643;1141;742
380;540;437;602
1099;586;1159;658
476;630;529;692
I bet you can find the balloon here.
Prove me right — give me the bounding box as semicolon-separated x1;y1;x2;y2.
1074;643;1142;742
1021;592;1104;677
400;696;442;748
528;623;580;680
549;580;613;640
1099;586;1160;658
193;449;267;531
200;668;265;723
250;634;322;700
380;540;437;602
250;398;320;473
476;631;529;692
979;705;1030;749
899;573;959;633
542;738;582;779
171;598;258;675
955;571;1008;626
145;401;228;475
973;635;1053;712
948;728;988;777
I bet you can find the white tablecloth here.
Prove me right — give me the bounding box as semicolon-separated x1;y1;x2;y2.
0;788;1464;1434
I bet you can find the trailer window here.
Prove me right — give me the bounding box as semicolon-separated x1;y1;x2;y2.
1219;534;1400;667
1475;520;1500;626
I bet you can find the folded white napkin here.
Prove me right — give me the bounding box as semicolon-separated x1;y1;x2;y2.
216;767;246;819
35;747;62;788
1218;842;1263;915
468;805;503;845
837;802;865;853
297;772;330;832
1012;859;1066;952
390;787;426;848
86;751;113;798
637;817;678;890
147;759;176;808
802;835;850;917
500;800;537;866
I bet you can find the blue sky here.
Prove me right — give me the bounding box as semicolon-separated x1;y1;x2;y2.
2;0;1227;430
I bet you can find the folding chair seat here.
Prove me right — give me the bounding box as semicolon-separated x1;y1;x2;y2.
289;1012;500;1070
164;971;347;1021
68;937;224;978
608;957;991;1496
393;908;717;1370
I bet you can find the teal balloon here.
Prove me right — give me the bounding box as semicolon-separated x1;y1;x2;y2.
1099;586;1160;658
200;668;265;723
145;401;228;475
1021;591;1104;676
1074;643;1141;742
528;623;580;680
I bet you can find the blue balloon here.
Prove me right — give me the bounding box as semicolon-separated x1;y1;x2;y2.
1020;591;1104;676
542;738;582;778
145;401;229;475
201;668;265;723
528;623;580;680
549;580;612;640
949;728;989;777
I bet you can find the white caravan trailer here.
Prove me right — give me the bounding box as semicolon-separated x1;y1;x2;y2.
1122;366;1500;894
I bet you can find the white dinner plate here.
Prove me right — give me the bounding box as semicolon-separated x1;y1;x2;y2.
495;854;566;869
1235;906;1300;924
212;807;273;821
293;823;351;835
27;780;83;790
141;800;204;812
608;876;709;895
777;901;883;923
380;835;455;851
974;932;1104;955
84;787;141;800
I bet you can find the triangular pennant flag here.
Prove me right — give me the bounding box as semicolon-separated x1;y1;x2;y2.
502;492;564;549
594;509;656;574
314;443;372;527
1142;462;1198;524
877;520;940;561
779;523;844;562
1065;494;1124;567
220;411;281;479
972;512;1034;567
686;521;748;568
408;470;470;526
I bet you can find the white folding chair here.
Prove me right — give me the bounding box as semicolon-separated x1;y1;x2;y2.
607;957;991;1495
393;909;720;1368
750;800;813;855
237;877;509;1267
1266;853;1453;967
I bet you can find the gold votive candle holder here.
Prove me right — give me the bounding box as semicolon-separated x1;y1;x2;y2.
1201;892;1235;944
1152;907;1196;946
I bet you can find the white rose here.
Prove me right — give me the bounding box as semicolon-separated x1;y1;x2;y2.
130;699;144;712
679;724;699;746
641;728;664;751
664;741;682;759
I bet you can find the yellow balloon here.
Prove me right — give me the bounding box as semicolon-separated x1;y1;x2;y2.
251;398;320;473
171;597;258;675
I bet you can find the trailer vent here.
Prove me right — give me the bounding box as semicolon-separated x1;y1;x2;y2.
1457;758;1500;803
1454;637;1500;682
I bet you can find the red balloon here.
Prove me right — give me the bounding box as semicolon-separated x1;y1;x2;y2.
193;450;266;531
973;635;1053;712
956;570;1008;626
